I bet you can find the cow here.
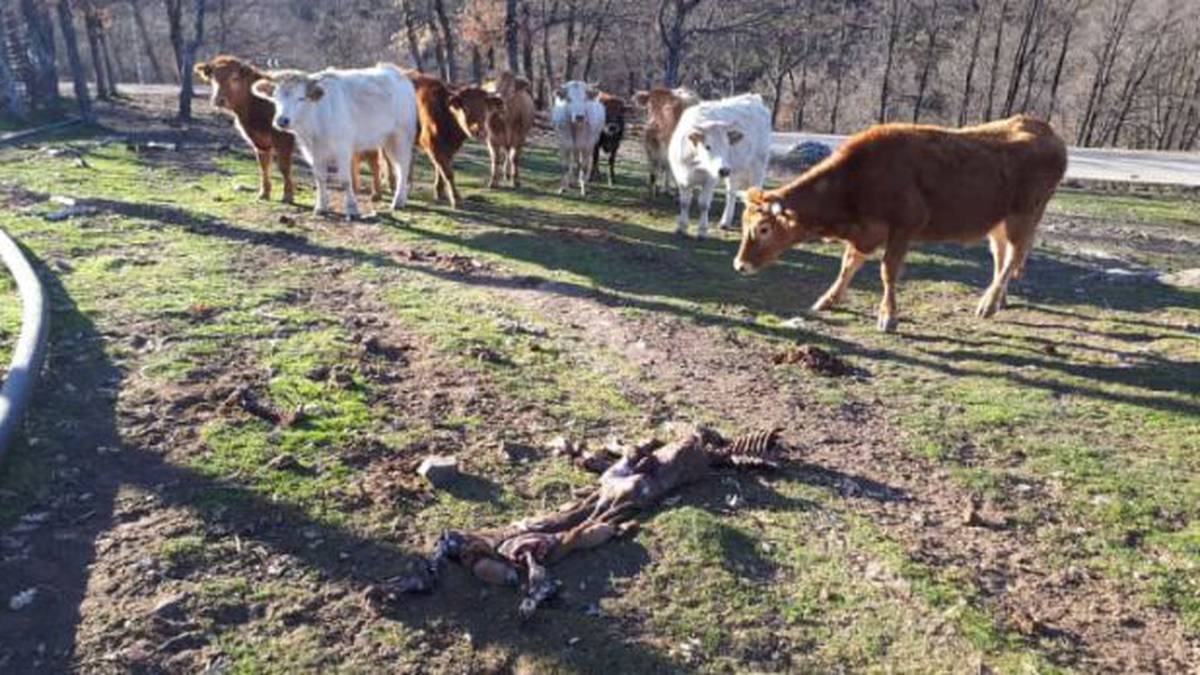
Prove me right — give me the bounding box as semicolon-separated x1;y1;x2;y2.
407;72;468;208
251;64;418;219
194;55;297;204
591;93;626;186
448;72;535;189
733;115;1068;333
551;80;606;197
633;87;699;198
668;93;771;239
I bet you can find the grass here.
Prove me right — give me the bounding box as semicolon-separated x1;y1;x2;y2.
1051;189;1200;227
0;109;1197;672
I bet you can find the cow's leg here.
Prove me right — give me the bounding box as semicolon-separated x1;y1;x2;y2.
254;148;273;200
338;150;361;220
986;226;1012;311
696;178;717;239
978;213;1038;318
578;147;590;197
435;149;460;209
276;149;296;204
591;142;602;182
718;177;739;230
313;158;332;216
608;148;616;187
508;146;521;187
558;146;573;194
878;238;911;333
369;150;385;202
675;185;692;235
386;132;414;210
349;152;363;197
486;143;502;189
813;244;868;311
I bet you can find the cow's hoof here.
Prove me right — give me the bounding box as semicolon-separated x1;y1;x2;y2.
811;296;837;312
975;297;999;319
877;315;898;333
314;208;332;218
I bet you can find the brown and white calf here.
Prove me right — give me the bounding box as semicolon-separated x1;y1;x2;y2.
591;93;626;186
409;72;468;208
633;87;699;197
735;115;1067;333
449;72;535;188
195;55;297;203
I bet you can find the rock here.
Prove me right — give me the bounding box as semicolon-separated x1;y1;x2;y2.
8;588;36;610
44;204;98;222
416;456;459;489
158;630;208;654
151;593;190;621
1161;268;1200;289
497;440;537;463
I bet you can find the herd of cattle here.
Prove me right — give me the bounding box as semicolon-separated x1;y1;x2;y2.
194;57;1068;332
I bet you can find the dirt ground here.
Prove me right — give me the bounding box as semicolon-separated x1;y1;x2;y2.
1;92;1198;673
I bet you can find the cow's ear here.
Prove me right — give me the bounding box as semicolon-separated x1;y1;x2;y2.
688;131;705;147
586;86;599;100
745;187;763;204
633;90;649;106
728;129;744;144
448;93;463;109
193;62;212;82
486;94;504;109
251;79;275;99
305;81;324;102
554;86;566;100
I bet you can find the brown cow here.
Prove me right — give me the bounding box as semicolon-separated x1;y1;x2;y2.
449;72;535;188
194;55;296;203
409;72;468;208
632;87;699;197
734;115;1067;333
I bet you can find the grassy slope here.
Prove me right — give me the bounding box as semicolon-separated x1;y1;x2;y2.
0;129;1196;672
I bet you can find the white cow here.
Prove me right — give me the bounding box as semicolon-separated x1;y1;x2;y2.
252;64;418;219
668;93;771;238
551;80;606;197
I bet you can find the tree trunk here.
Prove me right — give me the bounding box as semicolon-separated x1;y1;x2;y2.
0;32;25;118
958;3;987;125
1046;11;1074;122
54;0;92;121
166;0;206;121
431;0;456;83
912;0;941;124
1001;0;1042;117
470;45;483;84
100;26;119;95
581;0;611;81
504;0;519;71
20;0;58;107
829;2;851;133
659;0;702;88
879;0;904;123
562;0;576;80
400;0;424;71
540;0;558;94
984;0;1009;121
1077;0;1135;146
83;6;109;99
129;0;165;82
520;2;533;78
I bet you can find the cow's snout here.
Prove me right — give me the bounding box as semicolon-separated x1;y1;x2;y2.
214;96;229;109
718;167;731;178
572;114;585;123
733;259;756;275
276;117;291;129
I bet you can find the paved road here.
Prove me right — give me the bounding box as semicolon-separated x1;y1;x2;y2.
772;131;1200;187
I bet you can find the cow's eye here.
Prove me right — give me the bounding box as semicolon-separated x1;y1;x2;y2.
758;225;770;237
705;144;711;151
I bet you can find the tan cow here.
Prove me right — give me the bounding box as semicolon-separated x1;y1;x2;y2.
734;115;1067;333
449;72;535;188
194;55;297;203
632;87;699;197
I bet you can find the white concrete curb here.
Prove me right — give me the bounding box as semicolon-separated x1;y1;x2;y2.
0;227;49;463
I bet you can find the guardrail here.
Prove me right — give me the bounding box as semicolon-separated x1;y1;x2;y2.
0;228;49;464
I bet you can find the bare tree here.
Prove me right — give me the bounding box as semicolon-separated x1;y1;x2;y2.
657;0;701;87
20;0;58;107
911;0;943;123
879;0;906;123
129;0;165;82
430;0;456;81
1077;0;1136;146
82;1;110;99
165;0;206;121
957;2;987;125
504;0;518;71
983;0;1009;120
55;0;92;120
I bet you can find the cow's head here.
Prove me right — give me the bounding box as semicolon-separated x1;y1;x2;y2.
733;187;798;275
554;80;598;123
194;55;262;112
601;99;625;137
251;70;324;132
448;87;504;138
686;121;745;180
